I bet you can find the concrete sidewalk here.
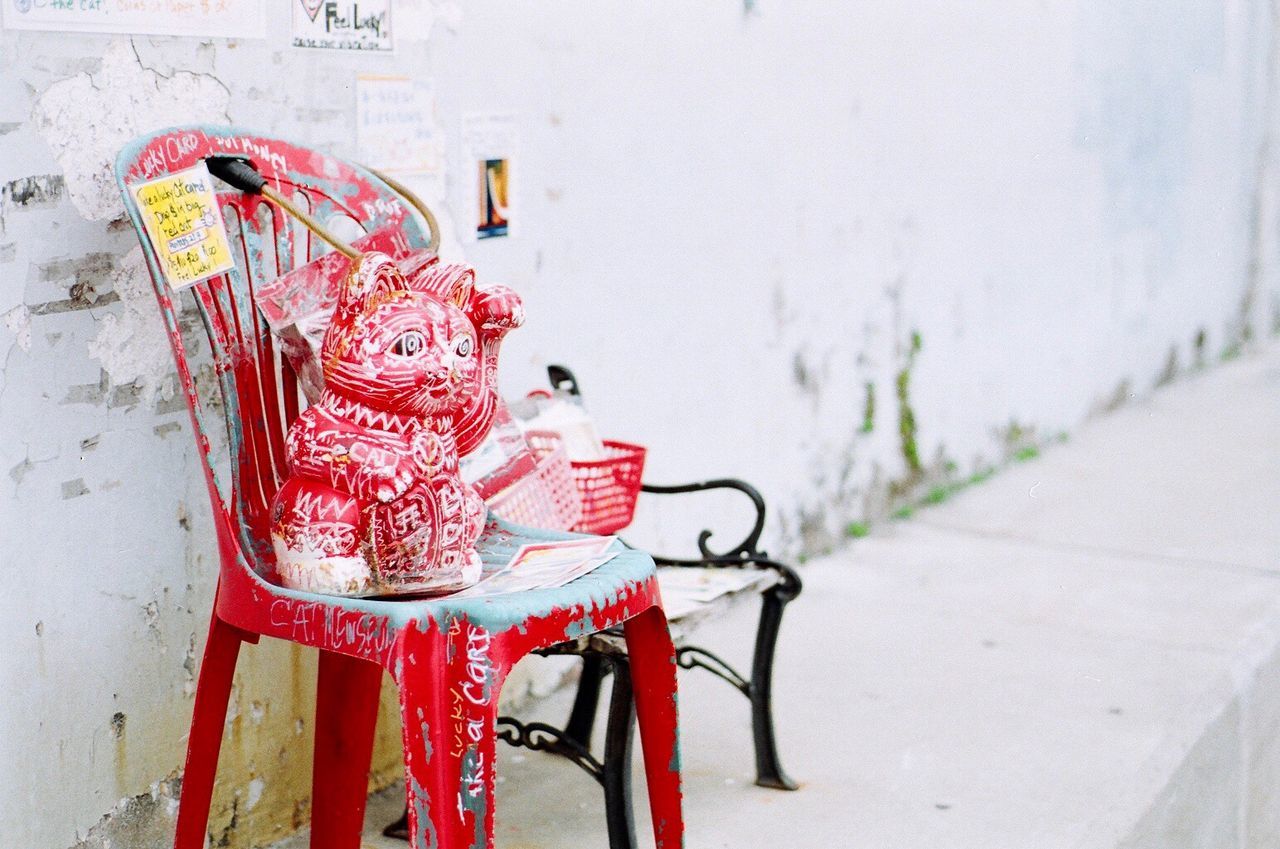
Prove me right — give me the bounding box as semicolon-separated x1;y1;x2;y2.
286;343;1280;849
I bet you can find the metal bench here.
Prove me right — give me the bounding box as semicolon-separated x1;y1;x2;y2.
387;365;803;849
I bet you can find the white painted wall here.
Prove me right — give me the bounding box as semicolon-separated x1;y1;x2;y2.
1;2;1278;847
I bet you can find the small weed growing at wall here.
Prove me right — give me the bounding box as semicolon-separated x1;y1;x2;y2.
896;330;923;473
844;521;870;538
967;467;996;486
860;381;876;434
923;485;952;505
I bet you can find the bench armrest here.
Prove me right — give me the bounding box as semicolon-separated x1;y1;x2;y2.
639;478;767;560
636;479;802;598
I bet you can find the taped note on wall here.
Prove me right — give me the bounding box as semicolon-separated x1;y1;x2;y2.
1;0;265;36
130;164;236;290
355;75;440;173
292;0;392;51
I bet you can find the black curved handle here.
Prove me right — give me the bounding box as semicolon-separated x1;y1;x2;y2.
640;478;767;560
547;364;581;396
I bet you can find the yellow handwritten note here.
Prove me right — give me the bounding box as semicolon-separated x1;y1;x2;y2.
130;163;236;290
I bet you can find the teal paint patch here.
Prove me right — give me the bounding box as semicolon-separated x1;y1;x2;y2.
416;706;433;763
458;747;489;849
409;775;439;849
564;608;601;640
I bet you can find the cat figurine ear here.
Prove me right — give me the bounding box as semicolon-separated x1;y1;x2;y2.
404;260;475;310
322;252;412;379
329;252;411;329
446;274;473;309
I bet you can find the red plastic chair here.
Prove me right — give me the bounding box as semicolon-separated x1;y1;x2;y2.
114;126;683;849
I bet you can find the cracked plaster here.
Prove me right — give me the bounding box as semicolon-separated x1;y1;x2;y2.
32;39;231;223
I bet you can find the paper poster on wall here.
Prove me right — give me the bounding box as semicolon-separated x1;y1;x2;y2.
355;75;441;173
462;113;518;240
1;0;265;36
129;164;236;290
292;0;392;51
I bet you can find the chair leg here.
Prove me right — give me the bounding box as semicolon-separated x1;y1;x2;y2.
398;621;509;849
311;650;384;849
750;587;799;790
623;606;684;849
397;671;454;849
563;653;608;749
174;615;245;849
601;656;638;849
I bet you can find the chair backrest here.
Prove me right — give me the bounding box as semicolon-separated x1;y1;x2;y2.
116;126;431;579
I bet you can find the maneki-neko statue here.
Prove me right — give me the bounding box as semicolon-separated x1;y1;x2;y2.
270;251;523;597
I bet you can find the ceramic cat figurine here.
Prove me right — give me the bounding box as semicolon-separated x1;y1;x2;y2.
270;251;523;596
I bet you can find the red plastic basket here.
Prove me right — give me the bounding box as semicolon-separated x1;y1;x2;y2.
485;431;583;531
569;440;648;535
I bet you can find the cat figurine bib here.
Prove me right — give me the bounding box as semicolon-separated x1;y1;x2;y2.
270;251;523;596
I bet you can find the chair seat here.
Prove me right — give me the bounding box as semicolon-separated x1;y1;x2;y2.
230;515;659;663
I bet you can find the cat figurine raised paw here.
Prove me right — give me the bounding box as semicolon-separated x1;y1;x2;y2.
270;251;523;597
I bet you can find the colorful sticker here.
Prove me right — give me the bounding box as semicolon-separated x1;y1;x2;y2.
129;163;236;290
477;159;510;239
462;113;518;241
292;0;392;51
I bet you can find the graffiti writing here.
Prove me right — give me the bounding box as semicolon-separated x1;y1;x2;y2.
267;597;398;663
448;620;493;819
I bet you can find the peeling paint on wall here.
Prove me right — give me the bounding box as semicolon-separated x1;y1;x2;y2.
0;174;66;232
32;39;231;222
67;772;181;849
3;304;32;351
85;247;174;402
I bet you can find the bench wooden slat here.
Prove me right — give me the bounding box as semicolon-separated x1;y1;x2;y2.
553;566;776;655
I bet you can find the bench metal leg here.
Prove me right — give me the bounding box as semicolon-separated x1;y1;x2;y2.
382;808;410;841
751;584;799;790
564;652;609;750
601;655;638;849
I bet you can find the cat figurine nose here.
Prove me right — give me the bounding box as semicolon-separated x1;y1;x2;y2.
418;367;450;387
